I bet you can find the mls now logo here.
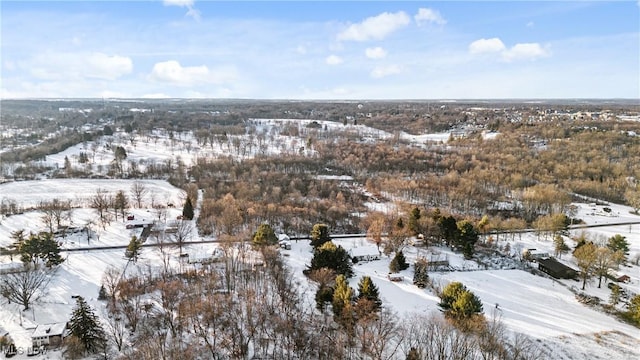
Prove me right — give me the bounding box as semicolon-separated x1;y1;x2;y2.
2;345;48;357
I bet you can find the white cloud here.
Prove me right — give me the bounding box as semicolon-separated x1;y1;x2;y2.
526;21;535;28
469;38;506;54
4;60;16;71
296;45;307;55
325;55;343;65
469;38;550;62
337;11;411;42
502;43;550;61
163;0;200;20
163;0;193;6
370;64;401;78
365;47;387;59
28;52;132;81
149;60;236;85
414;8;446;26
85;53;133;80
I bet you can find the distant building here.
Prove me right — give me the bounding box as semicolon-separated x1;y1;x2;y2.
537;258;578;279
349;245;381;262
31;322;68;348
607;269;631;283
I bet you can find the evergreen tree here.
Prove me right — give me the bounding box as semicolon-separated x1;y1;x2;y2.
308;241;353;277
609;284;621;306
68;296;106;355
628;295;640;326
125;235;142;262
357;276;382;311
78;152;89;164
332;275;355;330
98;285;108;301
182;197;194;220
114;190;129;221
18;232;64;267
39;233;64;267
607;234;630;261
310;223;331;248
64;156;72;175
456;220;478;259
413;258;429;288
315;286;334;312
437;215;458;246
439;281;483;320
103;125;113;136
408;207;421;236
252;223;278;246
389;251;409;273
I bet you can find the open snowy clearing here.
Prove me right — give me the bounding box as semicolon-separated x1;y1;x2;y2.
37;120;457;174
0;178;185;210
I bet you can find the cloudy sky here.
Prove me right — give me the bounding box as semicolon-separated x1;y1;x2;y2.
1;1;638;99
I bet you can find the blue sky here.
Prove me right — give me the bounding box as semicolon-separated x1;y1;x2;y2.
1;1;638;99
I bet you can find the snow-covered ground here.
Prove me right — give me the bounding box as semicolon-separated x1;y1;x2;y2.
35;120;455;175
0;122;637;359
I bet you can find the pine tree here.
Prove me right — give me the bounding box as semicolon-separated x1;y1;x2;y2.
607;234;630;261
182;197;194;220
408;207;421;236
68;296;106;355
609;284;621;306
64;156;72;175
98;285;108;301
315;285;334;312
18;232;64;267
252;223;278;246
439;281;483;320
114;190;129;221
125;235;142;262
41;234;64;267
308;241;353;277
389;251;409;273
310;223;331;248
332;275;356;331
413;258;429;288
456;220;478;259
357;276;382;311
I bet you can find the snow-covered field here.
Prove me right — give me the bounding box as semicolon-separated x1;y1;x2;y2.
36;119;454;174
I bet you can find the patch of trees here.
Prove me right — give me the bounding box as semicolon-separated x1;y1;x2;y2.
91;244;547;359
196;158;363;235
573;234;625;290
0;129;99;163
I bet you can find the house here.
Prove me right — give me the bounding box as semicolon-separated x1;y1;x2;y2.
607;269;631;283
278;234;292;250
537;258;578;279
125;219;153;229
349;245;381;262
31;322;68;348
523;249;550;262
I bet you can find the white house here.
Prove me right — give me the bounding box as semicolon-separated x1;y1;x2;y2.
349;245;381;262
31;322;68;348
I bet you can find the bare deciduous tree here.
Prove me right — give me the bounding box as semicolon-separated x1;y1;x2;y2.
130;181;148;208
0;265;56;310
91;188;112;229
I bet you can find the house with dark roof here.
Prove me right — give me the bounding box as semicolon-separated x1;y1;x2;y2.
537;258;578;279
